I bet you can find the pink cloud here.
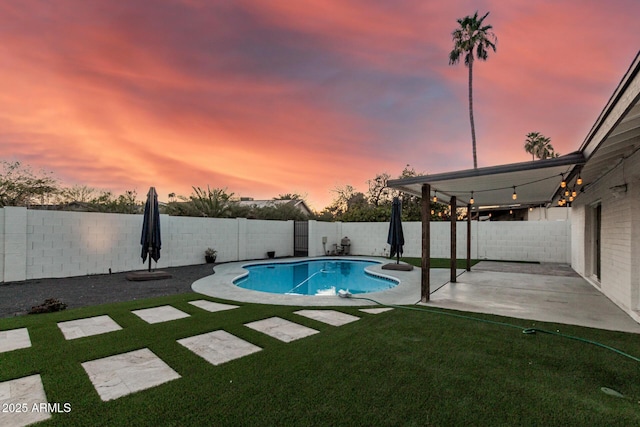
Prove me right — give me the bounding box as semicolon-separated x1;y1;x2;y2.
1;0;639;209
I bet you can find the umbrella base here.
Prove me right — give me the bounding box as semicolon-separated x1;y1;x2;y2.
126;271;173;281
381;263;414;271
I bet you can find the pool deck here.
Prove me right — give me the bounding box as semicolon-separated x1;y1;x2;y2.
192;257;445;307
192;258;640;333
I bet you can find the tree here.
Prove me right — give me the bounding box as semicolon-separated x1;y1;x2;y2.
449;11;497;169
524;132;559;160
166;186;241;217
274;193;304;201
0;161;59;207
367;173;391;206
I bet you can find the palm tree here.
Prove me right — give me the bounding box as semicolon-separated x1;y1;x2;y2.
524;132;559;160
449;11;497;169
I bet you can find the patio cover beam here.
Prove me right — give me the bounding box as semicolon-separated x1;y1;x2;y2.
388;152;585;209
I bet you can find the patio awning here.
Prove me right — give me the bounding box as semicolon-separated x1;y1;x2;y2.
387;151;585;209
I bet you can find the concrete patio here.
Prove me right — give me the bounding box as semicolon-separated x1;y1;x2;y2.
426;261;640;334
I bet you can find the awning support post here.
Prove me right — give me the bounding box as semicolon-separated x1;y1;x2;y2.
421;184;431;302
466;205;472;271
450;196;457;283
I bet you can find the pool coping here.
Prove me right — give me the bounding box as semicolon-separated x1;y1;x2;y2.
192;257;456;306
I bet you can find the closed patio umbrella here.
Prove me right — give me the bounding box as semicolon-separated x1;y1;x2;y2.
141;187;161;272
387;197;404;264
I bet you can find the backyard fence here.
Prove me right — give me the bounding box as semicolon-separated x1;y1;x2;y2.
0;207;570;283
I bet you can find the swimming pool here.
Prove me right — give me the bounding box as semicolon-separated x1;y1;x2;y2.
234;259;399;296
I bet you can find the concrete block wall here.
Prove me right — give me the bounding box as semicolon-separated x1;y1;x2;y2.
339;222;476;259
308;221;342;256
0;208;4;281
165;216;239;266
1;209;571;282
2;207;28;282
476;221;570;262
0;208;295;282
26;210;143;279
244;219;294;260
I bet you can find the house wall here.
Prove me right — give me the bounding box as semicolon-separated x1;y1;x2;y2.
526;207;571;221
571;148;640;322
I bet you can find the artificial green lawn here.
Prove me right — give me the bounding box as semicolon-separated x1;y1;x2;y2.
394;257;481;269
2;293;639;426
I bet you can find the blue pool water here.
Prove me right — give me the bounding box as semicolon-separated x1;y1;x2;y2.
234;259;398;296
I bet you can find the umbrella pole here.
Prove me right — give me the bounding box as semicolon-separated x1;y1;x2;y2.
148;251;152;272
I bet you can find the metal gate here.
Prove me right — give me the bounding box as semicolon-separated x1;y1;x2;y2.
294;221;309;256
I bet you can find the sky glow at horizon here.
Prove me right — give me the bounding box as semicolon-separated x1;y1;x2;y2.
1;0;639;210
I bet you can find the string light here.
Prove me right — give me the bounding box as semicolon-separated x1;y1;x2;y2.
569;196;574;202
564;189;570;197
560;174;567;188
469;191;474;205
512;186;517;200
576;175;583;186
571;189;577;198
432;191;437;203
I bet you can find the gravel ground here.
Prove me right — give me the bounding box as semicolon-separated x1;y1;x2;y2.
0;264;216;318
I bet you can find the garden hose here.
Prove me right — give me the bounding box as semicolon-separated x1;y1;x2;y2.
348;295;640;363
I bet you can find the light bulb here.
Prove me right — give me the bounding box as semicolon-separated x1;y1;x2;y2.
577;176;583;185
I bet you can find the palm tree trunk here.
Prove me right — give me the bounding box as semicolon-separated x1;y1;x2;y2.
468;59;477;169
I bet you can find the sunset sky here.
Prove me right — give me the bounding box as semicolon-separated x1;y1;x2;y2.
2;0;639;210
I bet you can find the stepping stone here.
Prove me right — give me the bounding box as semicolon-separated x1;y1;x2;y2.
178;330;261;366
0;328;31;354
0;374;51;426
359;308;394;314
245;317;319;343
58;315;122;340
132;305;190;324
294;310;360;326
81;348;180;402
189;300;239;313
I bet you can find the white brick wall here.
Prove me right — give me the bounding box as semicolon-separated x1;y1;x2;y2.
570;205;586;275
571;148;640;319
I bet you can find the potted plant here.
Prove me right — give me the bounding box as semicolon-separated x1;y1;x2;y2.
205;248;217;263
